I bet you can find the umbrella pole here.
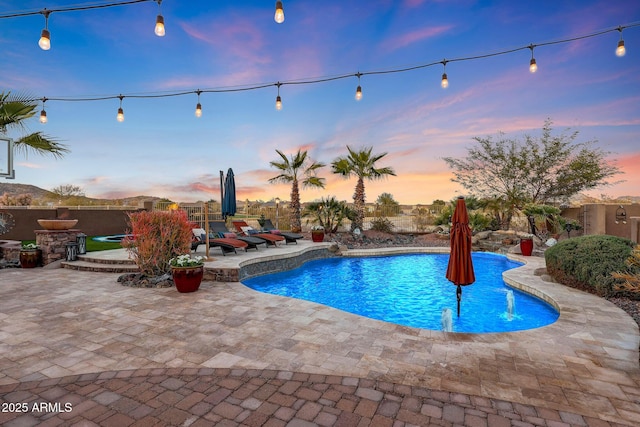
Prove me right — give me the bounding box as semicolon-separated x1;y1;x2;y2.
456;285;462;317
204;202;210;259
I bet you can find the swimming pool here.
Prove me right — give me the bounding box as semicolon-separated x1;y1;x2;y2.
242;252;559;333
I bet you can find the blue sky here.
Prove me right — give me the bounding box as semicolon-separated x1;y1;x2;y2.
1;0;639;204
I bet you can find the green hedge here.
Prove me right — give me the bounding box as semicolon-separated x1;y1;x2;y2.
545;235;636;297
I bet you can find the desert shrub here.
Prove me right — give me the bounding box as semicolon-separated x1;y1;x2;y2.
612;246;640;298
370;217;394;233
122;210;193;276
545;235;636;297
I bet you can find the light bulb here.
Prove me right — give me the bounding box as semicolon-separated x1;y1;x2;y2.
39;29;51;50
441;73;448;89
274;1;284;23
117;107;124;122
616;40;626;57
355;85;362;101
195;103;202;117
155;15;165;36
529;58;537;73
275;95;282;110
39;109;47;124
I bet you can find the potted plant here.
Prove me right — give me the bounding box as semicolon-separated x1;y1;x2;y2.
311;225;325;242
169;254;205;293
257;214;267;229
519;233;534;256
19;243;41;268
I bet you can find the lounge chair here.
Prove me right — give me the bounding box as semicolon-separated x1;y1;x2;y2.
231;220;285;246
192;228;249;256
208;221;265;251
262;219;303;244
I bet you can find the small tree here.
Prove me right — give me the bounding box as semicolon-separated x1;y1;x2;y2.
122;210;193;276
302;196;354;233
443;120;621;228
51;184;85;198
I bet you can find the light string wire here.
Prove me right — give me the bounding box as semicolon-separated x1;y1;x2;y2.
0;3;636;107
0;0;154;19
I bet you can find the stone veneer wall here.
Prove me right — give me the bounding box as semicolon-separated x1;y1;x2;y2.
238;247;335;281
35;230;81;265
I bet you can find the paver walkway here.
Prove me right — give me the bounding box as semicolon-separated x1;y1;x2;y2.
1;244;639;426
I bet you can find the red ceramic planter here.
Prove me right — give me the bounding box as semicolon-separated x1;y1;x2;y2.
520;238;534;256
171;266;204;293
311;231;325;242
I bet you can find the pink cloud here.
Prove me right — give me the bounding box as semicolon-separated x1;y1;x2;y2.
381;25;452;52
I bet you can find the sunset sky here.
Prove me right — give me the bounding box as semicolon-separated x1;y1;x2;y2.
1;0;639;205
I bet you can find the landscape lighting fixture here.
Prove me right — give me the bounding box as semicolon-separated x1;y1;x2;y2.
274;1;285;24
441;60;449;88
38;10;51;50
275;83;282;110
616;27;626;57
355;73;363;101
116;95;125;122
529;45;538;73
39;98;48;124
154;0;165;36
195;90;202;118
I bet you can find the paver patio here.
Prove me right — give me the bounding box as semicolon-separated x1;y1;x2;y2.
0;241;639;426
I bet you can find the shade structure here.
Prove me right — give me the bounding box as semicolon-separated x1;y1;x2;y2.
445;196;476;317
221;168;237;220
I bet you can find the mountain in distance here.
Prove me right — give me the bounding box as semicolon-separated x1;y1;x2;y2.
1;182;639;206
0;182;161;206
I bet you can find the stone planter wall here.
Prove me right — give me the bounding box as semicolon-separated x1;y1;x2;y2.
35;229;81;265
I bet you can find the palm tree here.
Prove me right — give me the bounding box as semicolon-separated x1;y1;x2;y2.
268;149;325;232
0;92;69;158
331;146;396;231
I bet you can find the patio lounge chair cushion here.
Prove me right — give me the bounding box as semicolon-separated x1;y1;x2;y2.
192;227;249;255
262;219;303;244
209;221;266;250
232;221;285;246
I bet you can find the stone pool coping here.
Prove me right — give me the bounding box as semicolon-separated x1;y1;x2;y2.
237;245;639;371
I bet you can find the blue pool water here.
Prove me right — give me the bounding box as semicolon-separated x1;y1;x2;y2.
242;253;559;333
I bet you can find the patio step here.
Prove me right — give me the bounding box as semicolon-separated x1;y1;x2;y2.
61;253;139;273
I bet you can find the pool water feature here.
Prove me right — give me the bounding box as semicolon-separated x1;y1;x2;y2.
92;234;131;243
242;252;559;333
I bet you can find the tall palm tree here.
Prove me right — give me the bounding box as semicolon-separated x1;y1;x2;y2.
268;149;325;232
0;91;69;158
331;146;396;231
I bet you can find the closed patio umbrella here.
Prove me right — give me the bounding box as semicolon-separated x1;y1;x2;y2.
222;168;236;220
445;196;476;317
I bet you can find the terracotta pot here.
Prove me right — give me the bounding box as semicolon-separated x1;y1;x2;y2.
311;231;325;242
19;249;41;268
520;238;534;256
171;265;204;293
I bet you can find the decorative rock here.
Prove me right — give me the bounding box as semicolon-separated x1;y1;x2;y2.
117;273;174;288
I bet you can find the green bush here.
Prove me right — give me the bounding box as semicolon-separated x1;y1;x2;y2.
370;217;394;233
545;235;636;297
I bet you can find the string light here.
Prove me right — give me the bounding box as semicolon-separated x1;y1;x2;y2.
275;83;282;110
529;45;538;73
355;73;363;101
14;21;639;121
195;90;202;117
116;95;125;122
154;0;165;36
274;0;284;24
38;10;51;50
39;98;48;124
616;27;626;57
441;60;448;88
